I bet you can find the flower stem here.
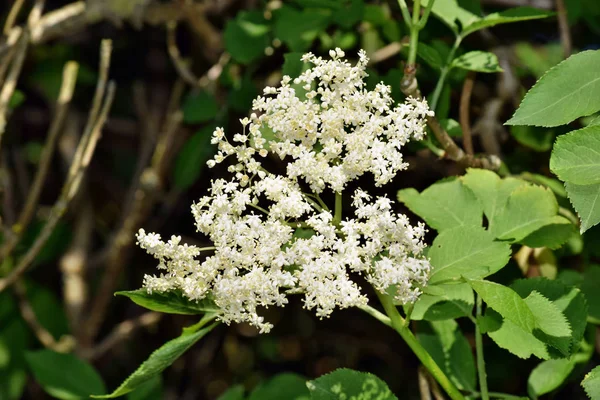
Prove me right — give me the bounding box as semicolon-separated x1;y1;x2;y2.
430;35;461;111
407;0;421;66
334;192;342;224
475;294;489;400
376;291;466;400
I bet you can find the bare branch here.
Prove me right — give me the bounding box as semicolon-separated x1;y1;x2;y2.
459;71;476;155
556;0;572;59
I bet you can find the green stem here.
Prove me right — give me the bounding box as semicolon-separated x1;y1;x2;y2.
376;292;466;400
407;0;422;66
397;0;413;28
430;36;462;111
469;392;526;400
334;192;342;224
475;294;489;400
358;304;392;327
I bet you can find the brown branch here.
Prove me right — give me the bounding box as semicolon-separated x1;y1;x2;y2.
0;41;115;292
459;71;476;155
82;81;185;346
0;29;28;148
82;312;162;360
556;0;572;59
14;280;76;353
418;366;433;400
401;67;500;170
3;0;26;35
0;62;79;261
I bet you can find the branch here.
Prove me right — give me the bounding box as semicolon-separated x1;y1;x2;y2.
0;41;115;293
556;0;572;59
82;312;162;360
459;71;476;155
0;61;79;261
401;67;500;171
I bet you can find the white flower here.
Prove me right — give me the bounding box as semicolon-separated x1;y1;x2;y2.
136;49;433;332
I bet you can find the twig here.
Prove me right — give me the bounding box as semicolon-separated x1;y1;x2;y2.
460;71;476;155
167;21;202;87
60;199;93;338
83;81;184;345
0;29;28;148
0;62;79;261
0;27;23;85
82;312;162;360
0;45;115;293
555;0;572;59
14;280;76;352
401;67;500;170
27;0;46;28
1;152;15;230
418;366;433;400
370;42;404;65
3;0;26;35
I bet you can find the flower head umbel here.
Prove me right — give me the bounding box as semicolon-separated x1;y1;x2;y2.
137;49;434;333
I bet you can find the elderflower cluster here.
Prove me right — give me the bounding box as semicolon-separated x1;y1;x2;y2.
137;49;433;333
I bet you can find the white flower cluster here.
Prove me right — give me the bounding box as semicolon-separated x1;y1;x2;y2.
137;49;433;333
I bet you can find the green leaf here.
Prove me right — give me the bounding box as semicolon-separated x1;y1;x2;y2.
524;291;571;338
468;280;536;332
95;323;217;398
26;350;106;399
228;76;258;113
306;368;397;400
9;90;25;109
510;125;555;152
565;182;600;233
0;318;32;400
520;220;575;250
173;126;216;190
411;283;474;321
248;373;309;400
428;226;511;284
528;358;576;398
482;310;550;359
580;265;600;324
397;179;482;231
274;6;331;52
217;385;245;400
27;282;70;340
461;168;527;232
417;42;443;70
507;50;600;127
182;91;218;124
332;0;364;29
451;51;503;73
126;376;162;400
224;11;270;64
550;125;600;185
492;185;569;242
461;7;554;38
116;290;219;315
511;277;588;356
582;366;600;400
421;0;480;34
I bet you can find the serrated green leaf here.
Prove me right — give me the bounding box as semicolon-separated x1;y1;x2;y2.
116;290;219;315
248;373;309;400
461;169;527;232
565;182;600;233
485;312;550;359
461;7;554;38
421;0;479;34
510;125;555;152
173;126;216;190
126;376;162;400
468;280;536;332
550;125;600;185
397;179;482;231
524;291;571;338
582;366;600;399
492;185;569;242
182;91;218;124
224;11;270;64
511;277;588;356
528;358;576;398
417;42;443;70
429;226;511;284
411;283;474;321
307;368;397;400
451;51;503;73
520;220;575;250
26;350;106;399
507;50;600;127
95;323;217;398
